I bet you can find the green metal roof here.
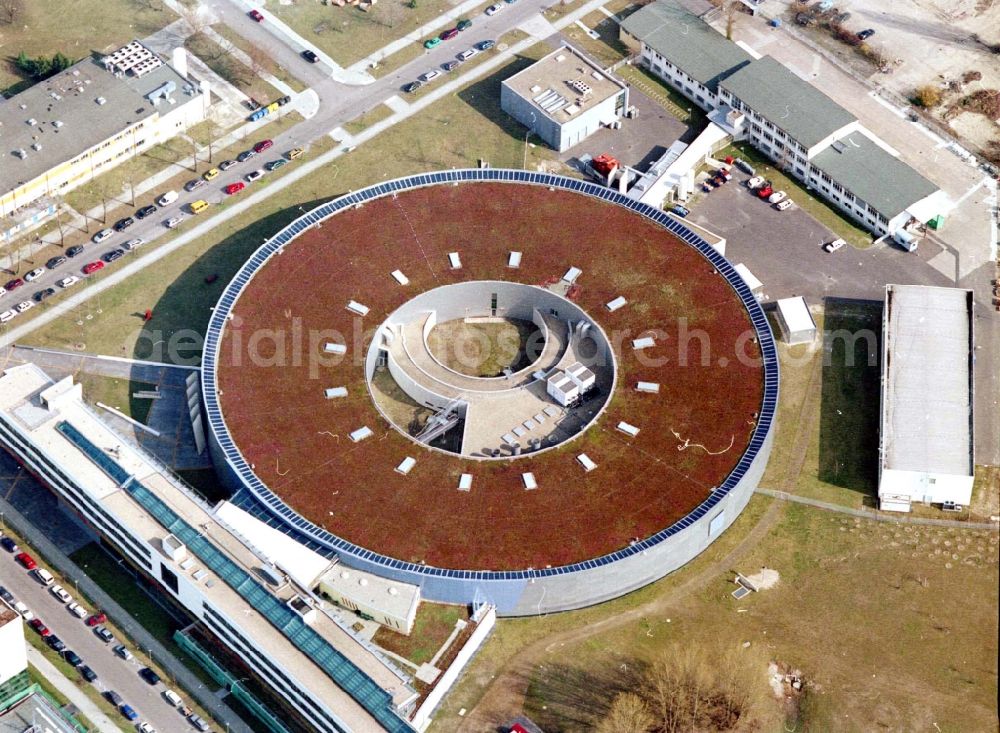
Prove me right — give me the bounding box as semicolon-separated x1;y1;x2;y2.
810;132;940;220
720;56;857;148
620;0;752;92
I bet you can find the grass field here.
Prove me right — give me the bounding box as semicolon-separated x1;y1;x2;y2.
0;0;178;94
426;319;535;376
21;49;561;360
373;602;471;666
559;11;630;69
343;103;395;134
184;32;281;104
210;24;307;94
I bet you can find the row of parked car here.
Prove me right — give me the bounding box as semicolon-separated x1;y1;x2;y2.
4;537;207;731
747;175;794;211
405;40;496;93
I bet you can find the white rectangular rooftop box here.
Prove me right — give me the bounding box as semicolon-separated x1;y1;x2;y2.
633;336;656;350
324;342;347;355
734;263;762;293
636;381;660;394
458;474;473;491
606;296;627;312
391;270;409;285
577;453;597;472
617;421;640;437
395;457;416;475
508;251;522;268
562;266;582;283
350;426;373;442
448;252;462;269
324;387;347;399
775;296;816;345
522;472;537;490
347;300;369;316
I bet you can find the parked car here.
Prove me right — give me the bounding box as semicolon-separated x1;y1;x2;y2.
15;301;33;314
188;714;211;732
165;216;184;229
47;635;66;652
67;601;87;618
237;150;257;163
246;169;265;183
301;49;320;63
485;3;502;14
253;139;274;154
418;69;441;83
162;690;183;707
94;626;115;643
249;8;264;21
13;601;33;620
33;288;56;303
184;179;206;193
477;39;495;50
104;690;124;707
823;238;846;253
767;190;786;204
82;261;105;275
203;168;220;181
15;552;36;569
57;276;80;288
746;176;765;189
442;59;460;72
50;585;72;604
135;204;157;219
79;665;97;683
120;705;139;722
66;245;85;258
113;216;135;232
0;537;18;552
287;147;304;160
0;587;12;603
439;27;459;40
225;182;246;195
456;18;472;30
219;159;238;171
102;249;125;263
29;618;50;636
122;238;144;251
264;159;286;172
87;612;107;627
403;81;422;94
157;191;178;207
775;198;794;211
189;200;209;214
139;667;161;685
24;267;45;282
63;650;83;667
671;204;690;218
46;255;67;269
92;228;113;243
423;37;442;49
33;568;53;585
137;723;156;733
857;28;875;40
457;48;478;61
0;310;16;324
113;644;133;660
756;185;773;199
4;278;24;292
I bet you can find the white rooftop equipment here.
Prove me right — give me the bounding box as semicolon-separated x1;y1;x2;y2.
774;296;816;344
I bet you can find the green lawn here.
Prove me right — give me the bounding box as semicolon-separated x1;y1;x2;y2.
373;602;471;666
22;48;561;360
343;103;395;135
0;0;178;94
210;24;307;94
559;11;630;69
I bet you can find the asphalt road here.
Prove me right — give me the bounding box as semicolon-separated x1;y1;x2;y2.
0;547;203;733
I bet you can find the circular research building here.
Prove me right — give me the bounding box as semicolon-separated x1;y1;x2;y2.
203;169;778;616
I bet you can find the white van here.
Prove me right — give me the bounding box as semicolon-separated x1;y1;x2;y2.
162;689;183;707
34;568;54;586
157;190;179;207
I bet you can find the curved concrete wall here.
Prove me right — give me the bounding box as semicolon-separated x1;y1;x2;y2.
203;169;779;616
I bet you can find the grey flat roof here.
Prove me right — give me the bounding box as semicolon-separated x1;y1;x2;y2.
0;693;80;733
720;56;856;148
0;53;193;195
882;285;973;477
810;131;940;219
620;0;752;92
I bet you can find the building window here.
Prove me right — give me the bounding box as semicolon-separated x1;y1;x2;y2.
161;565;179;595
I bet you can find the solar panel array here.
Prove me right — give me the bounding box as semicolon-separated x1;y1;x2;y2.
201;169;779;583
55;421;415;733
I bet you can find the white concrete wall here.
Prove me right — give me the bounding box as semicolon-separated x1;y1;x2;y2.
879;469;974;506
0;612;27;685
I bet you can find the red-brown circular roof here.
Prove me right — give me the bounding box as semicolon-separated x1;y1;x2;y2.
215;182;764;570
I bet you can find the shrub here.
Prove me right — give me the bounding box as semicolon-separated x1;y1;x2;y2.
914;85;943;108
962;70;983;84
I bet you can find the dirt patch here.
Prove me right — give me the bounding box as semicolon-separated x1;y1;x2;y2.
426;318;539;378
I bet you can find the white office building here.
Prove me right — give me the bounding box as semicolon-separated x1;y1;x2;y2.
878;285;975;512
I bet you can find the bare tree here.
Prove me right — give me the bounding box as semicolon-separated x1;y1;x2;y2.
597;692;655;733
724;1;742;41
246;43;273;79
0;0;25;25
179;5;210;37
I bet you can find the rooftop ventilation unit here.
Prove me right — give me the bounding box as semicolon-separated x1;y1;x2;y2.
31;143;42;151
555;54;566;62
13;149;27;159
831;140;847;153
96;97;107;105
161;534;188;562
257;564;287;588
26;118;37;126
145;80;176;106
287;595;318;625
53;120;64;128
569;80;592;96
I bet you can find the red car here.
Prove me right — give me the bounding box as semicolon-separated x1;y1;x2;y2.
15;552;36;569
29;618;50;637
225;181;246;195
248;9;264;21
253;139;273;154
82;261;105;275
757;186;774;199
439;27;459;40
86;613;107;627
4;278;24;291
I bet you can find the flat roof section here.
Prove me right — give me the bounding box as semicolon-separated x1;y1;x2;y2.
810;131;940;220
720;56;856;148
620;0;752;92
502;45;626;123
882;285;973;477
0;47;194;196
